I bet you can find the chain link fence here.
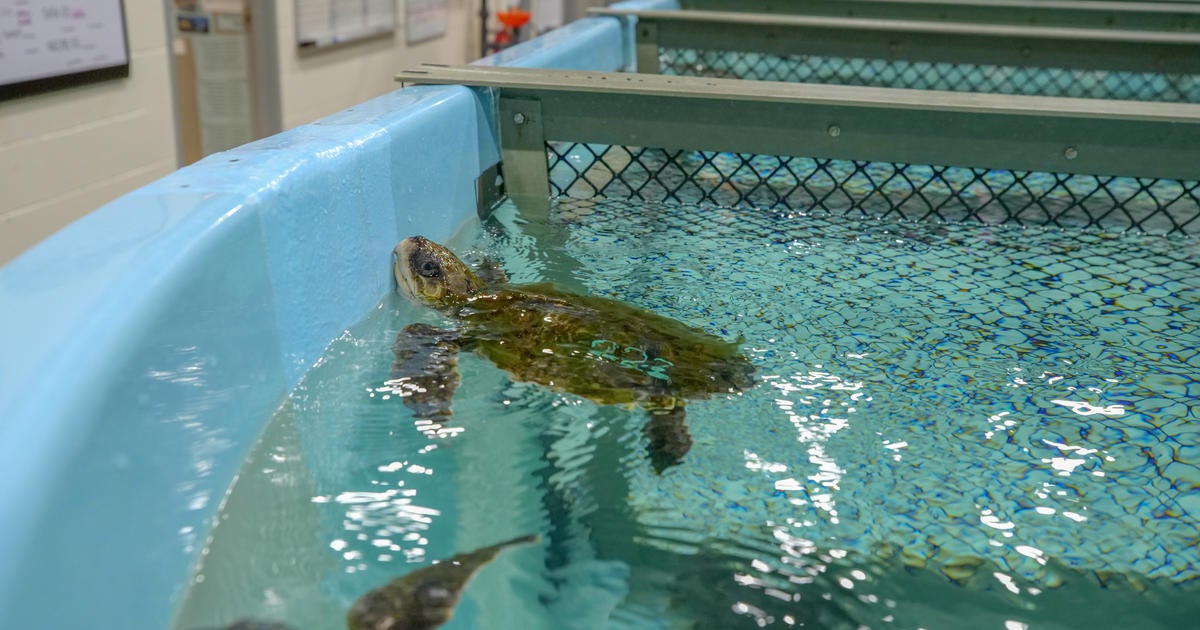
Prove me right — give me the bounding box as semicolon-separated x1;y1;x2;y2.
659;48;1200;103
546;142;1200;235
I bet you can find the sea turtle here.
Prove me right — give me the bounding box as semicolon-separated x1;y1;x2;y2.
347;534;539;629
218;534;539;630
388;236;756;472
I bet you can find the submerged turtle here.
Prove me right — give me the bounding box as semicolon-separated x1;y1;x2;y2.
389;236;755;472
218;534;538;630
347;534;538;629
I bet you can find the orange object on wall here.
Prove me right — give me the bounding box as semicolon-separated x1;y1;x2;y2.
496;7;531;29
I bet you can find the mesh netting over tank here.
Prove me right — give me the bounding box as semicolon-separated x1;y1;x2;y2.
547;142;1200;235
658;48;1200;103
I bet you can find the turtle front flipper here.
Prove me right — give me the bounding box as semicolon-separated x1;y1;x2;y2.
473;257;509;287
387;323;462;422
347;534;539;630
642;399;693;474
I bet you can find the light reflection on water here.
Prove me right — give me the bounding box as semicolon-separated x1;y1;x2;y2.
176;198;1199;629
564;197;1198;627
144;343;242;520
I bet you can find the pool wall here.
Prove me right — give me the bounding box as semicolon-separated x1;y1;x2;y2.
0;2;672;628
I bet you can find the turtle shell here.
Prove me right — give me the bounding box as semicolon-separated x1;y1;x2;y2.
454;283;755;405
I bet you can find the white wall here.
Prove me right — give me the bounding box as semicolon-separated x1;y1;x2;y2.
532;0;565;33
275;0;481;130
0;1;482;265
0;3;178;266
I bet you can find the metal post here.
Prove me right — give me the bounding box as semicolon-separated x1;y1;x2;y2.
636;21;660;74
499;97;551;217
480;0;489;57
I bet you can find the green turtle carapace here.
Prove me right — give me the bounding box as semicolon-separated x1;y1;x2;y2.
390;236;756;472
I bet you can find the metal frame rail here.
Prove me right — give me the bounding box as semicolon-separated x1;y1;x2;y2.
588;8;1200;78
675;0;1200;32
397;64;1200;207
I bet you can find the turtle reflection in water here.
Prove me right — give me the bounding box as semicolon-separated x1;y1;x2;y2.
390;236;756;472
219;534;538;630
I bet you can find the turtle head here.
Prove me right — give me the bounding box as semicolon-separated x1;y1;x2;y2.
394;236;486;307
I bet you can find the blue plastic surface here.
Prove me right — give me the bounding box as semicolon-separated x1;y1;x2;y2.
478;0;676;71
0;5;669;627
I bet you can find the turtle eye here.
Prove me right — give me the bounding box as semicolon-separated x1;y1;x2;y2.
417;259;441;278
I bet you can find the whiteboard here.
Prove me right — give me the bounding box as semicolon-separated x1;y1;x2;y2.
295;0;396;49
0;1;130;98
406;0;447;45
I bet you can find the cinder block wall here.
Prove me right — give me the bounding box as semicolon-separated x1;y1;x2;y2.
0;3;177;266
0;2;481;266
274;2;481;131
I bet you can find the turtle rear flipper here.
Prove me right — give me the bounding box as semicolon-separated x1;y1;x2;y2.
347;534;539;630
387;323;462;421
643;401;692;474
213;621;294;630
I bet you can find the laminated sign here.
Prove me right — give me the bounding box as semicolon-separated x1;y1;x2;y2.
0;1;130;99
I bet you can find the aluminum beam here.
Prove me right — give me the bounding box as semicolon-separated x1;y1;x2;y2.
675;0;1200;32
589;9;1200;75
396;65;1200;198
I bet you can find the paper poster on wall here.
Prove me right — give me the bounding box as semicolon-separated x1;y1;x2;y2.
0;1;130;99
190;33;253;155
172;0;255;162
406;0;447;45
296;0;396;49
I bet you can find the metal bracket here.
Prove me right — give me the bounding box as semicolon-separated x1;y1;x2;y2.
590;8;1200;75
635;21;660;74
396;64;1200;181
646;1;1200;32
498;96;550;218
474;161;505;220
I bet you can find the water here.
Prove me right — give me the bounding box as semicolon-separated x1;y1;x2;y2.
175;198;1200;629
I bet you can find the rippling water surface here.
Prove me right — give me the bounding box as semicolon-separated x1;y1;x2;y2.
175;199;1199;629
